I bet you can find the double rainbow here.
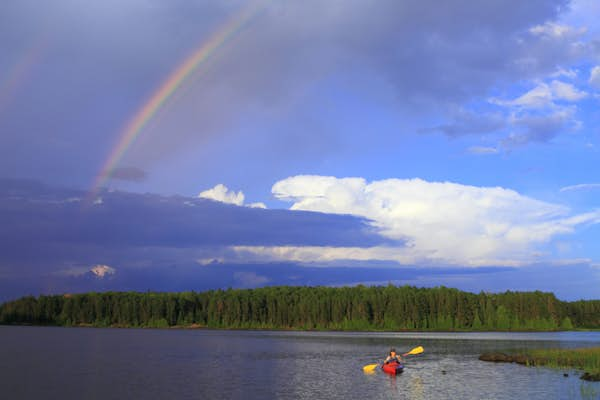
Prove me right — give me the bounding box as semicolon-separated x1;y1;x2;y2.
89;0;268;198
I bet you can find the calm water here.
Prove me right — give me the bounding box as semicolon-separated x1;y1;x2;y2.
1;326;599;399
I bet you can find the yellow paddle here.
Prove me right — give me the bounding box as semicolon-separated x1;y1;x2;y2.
362;346;424;372
405;346;424;355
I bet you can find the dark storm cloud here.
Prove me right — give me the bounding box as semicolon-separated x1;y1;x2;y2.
0;178;388;272
107;166;147;182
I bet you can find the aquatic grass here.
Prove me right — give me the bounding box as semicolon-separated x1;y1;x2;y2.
522;347;600;378
480;347;600;381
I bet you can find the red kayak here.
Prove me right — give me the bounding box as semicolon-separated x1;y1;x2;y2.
382;361;404;375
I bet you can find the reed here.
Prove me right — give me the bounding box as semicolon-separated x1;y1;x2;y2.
522;347;600;374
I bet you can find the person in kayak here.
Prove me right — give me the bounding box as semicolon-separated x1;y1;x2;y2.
384;348;404;364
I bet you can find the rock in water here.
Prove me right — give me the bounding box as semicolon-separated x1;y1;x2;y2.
479;353;529;365
580;372;600;382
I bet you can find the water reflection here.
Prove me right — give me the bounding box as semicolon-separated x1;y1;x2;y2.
409;376;424;400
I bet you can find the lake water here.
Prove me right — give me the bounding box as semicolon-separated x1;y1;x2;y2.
1;326;599;399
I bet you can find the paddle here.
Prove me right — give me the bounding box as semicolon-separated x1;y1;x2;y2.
362;346;424;372
405;346;424;356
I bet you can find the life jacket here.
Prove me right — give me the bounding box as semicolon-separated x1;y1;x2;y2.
385;355;401;364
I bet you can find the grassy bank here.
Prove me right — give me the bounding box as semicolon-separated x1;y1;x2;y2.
480;347;600;381
523;347;600;379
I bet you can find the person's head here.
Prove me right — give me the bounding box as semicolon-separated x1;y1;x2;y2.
389;348;396;356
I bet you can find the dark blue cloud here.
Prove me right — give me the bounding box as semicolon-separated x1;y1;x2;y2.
107;166;147;182
0;178;386;248
2;261;595;303
0;179;389;286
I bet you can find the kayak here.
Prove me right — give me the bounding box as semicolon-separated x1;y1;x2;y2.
381;361;404;375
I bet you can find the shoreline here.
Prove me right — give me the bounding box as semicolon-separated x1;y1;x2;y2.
2;322;599;333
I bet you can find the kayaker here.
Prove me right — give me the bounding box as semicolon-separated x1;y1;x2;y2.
384;348;403;364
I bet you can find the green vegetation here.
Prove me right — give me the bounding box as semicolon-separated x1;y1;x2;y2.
480;348;600;381
0;285;599;331
523;347;600;376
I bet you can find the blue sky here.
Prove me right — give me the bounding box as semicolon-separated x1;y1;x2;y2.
1;0;599;301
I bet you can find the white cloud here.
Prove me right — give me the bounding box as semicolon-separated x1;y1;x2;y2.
560;183;600;192
252;175;600;267
503;82;553;108
550;80;588;102
492;80;587;109
467;146;499;155
550;68;578;79
550;80;588;101
199;184;245;206
90;264;116;278
231;245;460;266
589;66;600;88
248;202;267;209
198;184;266;209
197;257;224;266
485;78;586;147
529;22;586;39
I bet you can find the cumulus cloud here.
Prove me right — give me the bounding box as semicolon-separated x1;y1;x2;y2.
431;71;589;148
198;184;266;209
550;80;588;101
483;77;585;148
250;175;600;267
492;80;587;109
498;83;554;109
199;184;245;206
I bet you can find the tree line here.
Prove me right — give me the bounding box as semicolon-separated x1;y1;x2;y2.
1;285;599;330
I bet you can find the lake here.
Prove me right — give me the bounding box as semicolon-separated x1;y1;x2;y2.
1;326;599;399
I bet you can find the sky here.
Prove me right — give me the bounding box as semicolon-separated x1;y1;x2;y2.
1;0;599;301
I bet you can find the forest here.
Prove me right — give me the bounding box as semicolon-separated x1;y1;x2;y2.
1;285;599;331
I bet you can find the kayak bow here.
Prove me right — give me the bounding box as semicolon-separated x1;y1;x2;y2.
381;361;404;375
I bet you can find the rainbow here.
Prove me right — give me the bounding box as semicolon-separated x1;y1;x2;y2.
89;0;268;199
0;41;46;111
